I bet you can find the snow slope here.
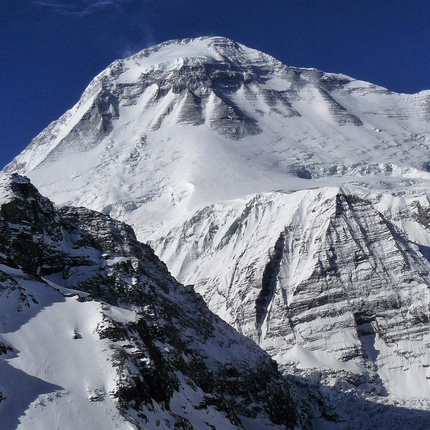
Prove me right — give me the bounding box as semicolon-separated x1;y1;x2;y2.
0;272;135;430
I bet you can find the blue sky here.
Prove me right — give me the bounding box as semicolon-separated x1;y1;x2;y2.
1;0;430;169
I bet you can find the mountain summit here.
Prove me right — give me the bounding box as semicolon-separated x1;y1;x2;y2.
6;36;430;240
5;37;430;427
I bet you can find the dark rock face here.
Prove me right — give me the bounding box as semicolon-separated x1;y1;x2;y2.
0;175;62;273
0;175;300;429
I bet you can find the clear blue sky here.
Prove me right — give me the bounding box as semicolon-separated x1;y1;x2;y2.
1;0;430;169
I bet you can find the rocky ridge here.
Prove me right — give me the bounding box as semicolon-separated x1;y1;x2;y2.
0;175;299;430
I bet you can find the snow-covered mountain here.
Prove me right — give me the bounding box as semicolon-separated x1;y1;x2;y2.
5;36;430;426
6;37;430;240
0;174;300;430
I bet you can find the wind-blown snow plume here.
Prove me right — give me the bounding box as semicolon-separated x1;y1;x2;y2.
32;0;130;16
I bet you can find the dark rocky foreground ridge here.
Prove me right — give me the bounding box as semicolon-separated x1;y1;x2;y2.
0;174;300;429
1;174;430;430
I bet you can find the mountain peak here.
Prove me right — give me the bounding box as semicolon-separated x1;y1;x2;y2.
128;36;267;64
5;37;430;242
